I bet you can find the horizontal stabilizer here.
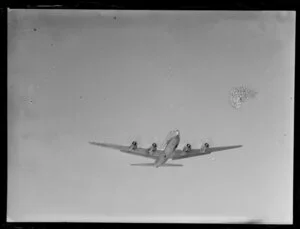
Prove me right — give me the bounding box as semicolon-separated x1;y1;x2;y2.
161;163;183;167
130;163;183;167
130;163;155;166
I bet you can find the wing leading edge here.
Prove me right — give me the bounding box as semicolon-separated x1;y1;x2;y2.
172;145;242;160
89;141;162;159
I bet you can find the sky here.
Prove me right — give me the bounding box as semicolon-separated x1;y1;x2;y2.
8;10;295;223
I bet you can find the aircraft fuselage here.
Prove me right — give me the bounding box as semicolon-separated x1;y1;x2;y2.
154;130;180;167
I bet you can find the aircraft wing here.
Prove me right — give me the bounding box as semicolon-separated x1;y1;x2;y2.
172;145;242;160
89;142;163;159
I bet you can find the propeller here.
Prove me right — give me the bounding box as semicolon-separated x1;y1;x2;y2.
199;137;214;148
199;137;215;160
126;133;143;147
148;135;160;149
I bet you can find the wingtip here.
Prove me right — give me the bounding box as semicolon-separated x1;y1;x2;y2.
89;141;103;146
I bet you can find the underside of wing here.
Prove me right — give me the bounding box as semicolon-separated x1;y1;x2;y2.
206;145;243;153
172;149;209;160
130;163;183;167
172;145;242;160
89;142;127;151
89;141;162;159
120;148;161;159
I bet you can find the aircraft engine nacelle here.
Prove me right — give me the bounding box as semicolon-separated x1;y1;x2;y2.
183;143;192;153
200;142;209;152
129;141;138;150
148;143;157;154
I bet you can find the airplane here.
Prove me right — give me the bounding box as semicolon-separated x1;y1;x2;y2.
89;129;242;168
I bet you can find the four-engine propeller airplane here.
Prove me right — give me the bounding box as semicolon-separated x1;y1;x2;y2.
89;130;242;168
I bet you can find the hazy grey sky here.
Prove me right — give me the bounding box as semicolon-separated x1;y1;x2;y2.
8;10;294;223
